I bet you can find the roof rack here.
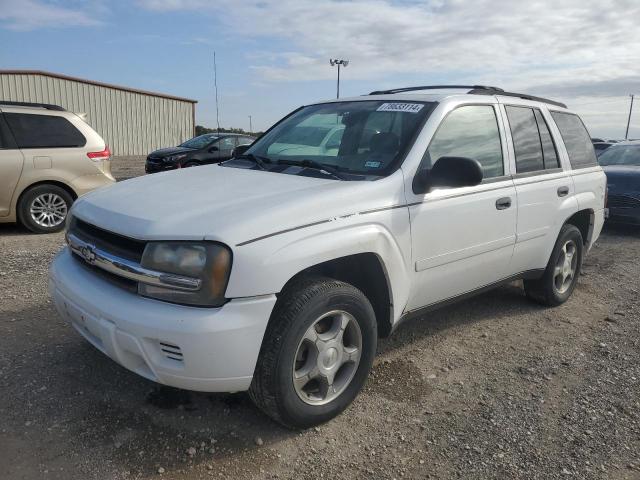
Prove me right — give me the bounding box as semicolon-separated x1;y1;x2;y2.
368;85;567;109
0;101;66;111
369;85;504;95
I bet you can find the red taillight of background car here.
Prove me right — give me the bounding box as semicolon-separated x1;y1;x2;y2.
87;146;111;161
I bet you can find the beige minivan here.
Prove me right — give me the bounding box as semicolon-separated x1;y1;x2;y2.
0;102;115;233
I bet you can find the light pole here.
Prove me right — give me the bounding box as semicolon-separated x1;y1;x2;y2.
248;115;253;134
625;94;635;140
329;59;349;99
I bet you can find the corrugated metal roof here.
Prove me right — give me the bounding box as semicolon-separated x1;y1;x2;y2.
0;70;197;104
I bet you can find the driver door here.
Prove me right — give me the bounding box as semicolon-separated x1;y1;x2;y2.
405;104;517;312
217;137;237;162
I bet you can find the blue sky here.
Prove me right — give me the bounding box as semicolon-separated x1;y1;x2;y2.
1;0;639;138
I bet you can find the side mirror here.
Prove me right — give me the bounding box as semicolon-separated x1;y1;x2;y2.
232;144;250;158
413;156;483;194
208;145;219;152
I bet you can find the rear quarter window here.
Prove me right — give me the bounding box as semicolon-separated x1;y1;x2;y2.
0;114;18;149
550;112;597;169
4;113;86;149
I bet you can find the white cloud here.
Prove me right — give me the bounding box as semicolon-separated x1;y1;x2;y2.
0;0;102;30
138;0;639;89
140;0;640;137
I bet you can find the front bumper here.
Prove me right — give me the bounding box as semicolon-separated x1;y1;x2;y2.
607;207;640;225
145;159;178;174
49;248;277;392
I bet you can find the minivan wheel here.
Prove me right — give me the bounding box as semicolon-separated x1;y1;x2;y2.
524;224;584;306
18;185;73;234
249;276;377;429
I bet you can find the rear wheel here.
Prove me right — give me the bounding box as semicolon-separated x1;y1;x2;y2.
524;224;583;306
18;184;73;234
249;276;377;429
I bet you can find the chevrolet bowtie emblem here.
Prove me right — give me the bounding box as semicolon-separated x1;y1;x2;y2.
80;245;97;264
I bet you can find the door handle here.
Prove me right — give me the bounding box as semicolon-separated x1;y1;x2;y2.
495;197;512;210
557;186;569;197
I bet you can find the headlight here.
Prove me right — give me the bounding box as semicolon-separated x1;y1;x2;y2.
138;242;232;307
164;154;187;163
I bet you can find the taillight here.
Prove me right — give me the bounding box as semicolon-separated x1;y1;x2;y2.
87;146;111;162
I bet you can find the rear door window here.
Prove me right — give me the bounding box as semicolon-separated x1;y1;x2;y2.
4;113;86;149
506;106;544;173
550;112;598;168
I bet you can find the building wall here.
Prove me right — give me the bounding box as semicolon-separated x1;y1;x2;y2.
0;72;195;156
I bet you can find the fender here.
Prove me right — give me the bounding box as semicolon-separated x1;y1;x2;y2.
226;219;412;325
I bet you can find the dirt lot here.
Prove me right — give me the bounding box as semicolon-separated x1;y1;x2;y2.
1;157;639;480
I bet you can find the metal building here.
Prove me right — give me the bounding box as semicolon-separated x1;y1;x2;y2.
0;70;197;156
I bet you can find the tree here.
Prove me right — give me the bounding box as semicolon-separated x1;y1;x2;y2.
195;125;263;137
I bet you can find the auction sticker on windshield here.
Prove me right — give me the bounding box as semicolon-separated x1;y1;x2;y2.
376;103;424;113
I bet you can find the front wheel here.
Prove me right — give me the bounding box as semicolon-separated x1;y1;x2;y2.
524;224;584;306
249;276;377;429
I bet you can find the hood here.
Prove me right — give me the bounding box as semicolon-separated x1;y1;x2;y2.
148;146;194;157
603;165;640;192
71;165;402;246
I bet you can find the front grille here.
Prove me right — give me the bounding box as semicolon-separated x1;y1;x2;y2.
608;194;640;209
71;251;138;293
70;217;146;262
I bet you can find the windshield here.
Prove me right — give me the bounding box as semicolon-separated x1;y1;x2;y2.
598;145;640;166
179;134;219;150
238;100;433;178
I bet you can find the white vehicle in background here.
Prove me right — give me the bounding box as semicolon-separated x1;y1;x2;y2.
49;85;606;428
0;101;114;233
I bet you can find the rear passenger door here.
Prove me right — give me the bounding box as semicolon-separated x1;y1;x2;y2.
0;113;24;217
501;104;574;274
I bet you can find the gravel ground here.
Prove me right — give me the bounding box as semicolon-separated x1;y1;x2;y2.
1;158;639;479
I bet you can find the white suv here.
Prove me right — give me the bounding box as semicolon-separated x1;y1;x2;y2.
49;86;606;428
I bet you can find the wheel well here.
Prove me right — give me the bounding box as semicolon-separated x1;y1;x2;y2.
18;181;78;203
280;253;393;338
565;209;593;245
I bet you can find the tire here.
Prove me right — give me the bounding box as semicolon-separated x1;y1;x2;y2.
18;184;73;234
183;161;200;168
249;276;377;429
524;224;584;306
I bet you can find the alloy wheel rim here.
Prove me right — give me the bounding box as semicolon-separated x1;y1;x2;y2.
292;310;362;406
30;193;67;228
553;240;578;294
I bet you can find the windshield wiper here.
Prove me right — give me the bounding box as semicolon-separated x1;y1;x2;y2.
236;153;271;170
276;159;348;180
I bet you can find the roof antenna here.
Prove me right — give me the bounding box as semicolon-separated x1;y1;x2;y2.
213;51;221;133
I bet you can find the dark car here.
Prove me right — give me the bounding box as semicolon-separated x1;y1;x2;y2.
593;141;615;155
598;141;640;225
145;133;255;173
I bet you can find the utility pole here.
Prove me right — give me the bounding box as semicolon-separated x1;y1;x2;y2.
329;59;349;99
248;115;253;134
213;51;221;133
625;94;635;140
